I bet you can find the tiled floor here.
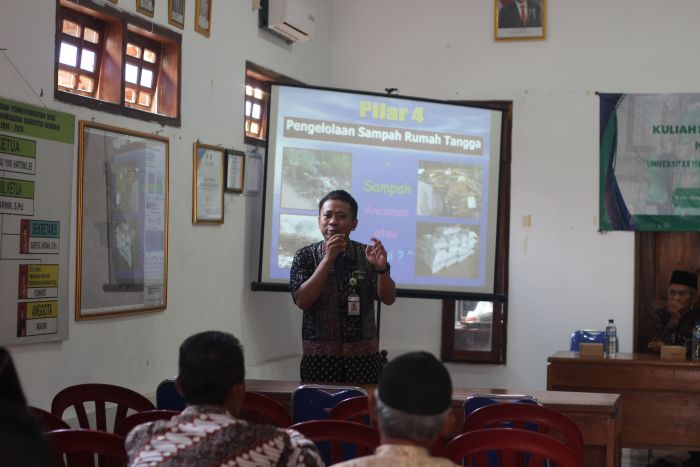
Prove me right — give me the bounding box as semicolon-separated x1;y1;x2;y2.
622;448;693;467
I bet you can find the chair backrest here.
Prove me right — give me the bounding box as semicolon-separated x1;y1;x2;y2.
328;395;372;426
464;393;541;422
464;403;583;462
239;391;292;428
113;409;179;437
570;329;606;351
51;383;155;433
155;378;186;411
290;384;367;423
441;428;579;467
29;405;71;431
289;419;380;464
47;428;127;467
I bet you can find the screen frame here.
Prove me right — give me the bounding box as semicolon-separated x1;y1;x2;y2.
252;83;511;302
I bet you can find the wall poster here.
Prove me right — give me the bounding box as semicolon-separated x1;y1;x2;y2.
0;97;74;345
600;93;700;231
76;121;169;319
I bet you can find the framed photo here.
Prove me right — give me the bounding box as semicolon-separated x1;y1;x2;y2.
168;0;185;29
194;0;212;37
193;142;224;223
494;0;546;41
136;0;155;17
225;149;245;193
243;150;263;195
76;121;169;320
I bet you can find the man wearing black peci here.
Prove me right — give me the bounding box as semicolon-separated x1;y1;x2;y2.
290;190;396;384
648;269;700;356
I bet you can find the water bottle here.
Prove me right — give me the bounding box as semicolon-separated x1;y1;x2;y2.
692;322;700;361
605;319;618;358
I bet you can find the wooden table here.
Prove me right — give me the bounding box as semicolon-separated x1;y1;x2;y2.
548;351;700;451
246;378;621;467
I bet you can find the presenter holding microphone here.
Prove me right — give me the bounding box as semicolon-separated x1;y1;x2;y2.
290;190;396;384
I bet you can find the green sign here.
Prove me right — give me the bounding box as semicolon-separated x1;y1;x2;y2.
0;134;36;158
0;177;34;199
0;97;75;144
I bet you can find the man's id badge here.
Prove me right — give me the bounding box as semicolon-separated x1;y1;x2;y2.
348;293;360;316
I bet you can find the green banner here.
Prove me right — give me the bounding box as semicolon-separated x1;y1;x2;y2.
0;134;36;158
600;93;700;231
0;97;75;144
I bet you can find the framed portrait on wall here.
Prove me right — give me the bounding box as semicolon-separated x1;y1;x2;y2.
225;149;245;193
194;0;212;37
193;142;224;223
168;0;185;29
136;0;155;17
494;0;546;41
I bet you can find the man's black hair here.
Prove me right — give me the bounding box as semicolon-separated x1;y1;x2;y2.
318;190;358;219
178;331;244;405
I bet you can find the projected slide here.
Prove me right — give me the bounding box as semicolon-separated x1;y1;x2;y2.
260;85;503;295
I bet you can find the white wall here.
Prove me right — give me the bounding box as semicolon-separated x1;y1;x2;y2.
327;0;700;389
4;0;697;409
1;0;332;409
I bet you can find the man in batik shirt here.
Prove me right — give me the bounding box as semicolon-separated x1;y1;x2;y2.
126;331;321;466
290;190;396;384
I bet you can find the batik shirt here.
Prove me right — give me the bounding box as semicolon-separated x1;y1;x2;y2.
333;444;458;467
126;405;322;467
290;240;383;383
652;307;700;355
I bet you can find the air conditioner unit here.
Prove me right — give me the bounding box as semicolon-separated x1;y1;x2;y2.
266;0;315;43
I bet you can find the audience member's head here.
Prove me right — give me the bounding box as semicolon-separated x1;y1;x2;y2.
0;348;54;467
0;348;27;406
177;331;245;412
668;270;698;314
375;351;453;446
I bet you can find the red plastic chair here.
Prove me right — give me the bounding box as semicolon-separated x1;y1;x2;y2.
113;409;179;437
441;428;579;467
51;383;155;433
239;391;292;428
463;403;583;463
328;395;372;426
47;428;127;467
290;419;380;464
29;405;71;431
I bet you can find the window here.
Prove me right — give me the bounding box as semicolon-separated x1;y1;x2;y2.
124;33;160;111
244;77;268;141
244;62;301;146
57;12;103;97
55;0;181;126
440;100;512;365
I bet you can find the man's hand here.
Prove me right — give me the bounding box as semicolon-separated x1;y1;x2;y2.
365;237;388;271
324;233;348;262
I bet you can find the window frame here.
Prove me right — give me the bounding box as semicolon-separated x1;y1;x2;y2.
55;0;181;127
57;9;105;98
244;75;268;142
244;62;302;147
123;31;161;112
439;100;512;365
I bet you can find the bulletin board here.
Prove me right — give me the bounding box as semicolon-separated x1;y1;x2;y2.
0;97;74;345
